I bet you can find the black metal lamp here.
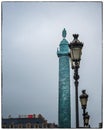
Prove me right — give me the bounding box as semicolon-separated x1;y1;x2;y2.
79;90;89;127
69;34;83;128
80;90;88;109
69;34;83;68
85;112;90;127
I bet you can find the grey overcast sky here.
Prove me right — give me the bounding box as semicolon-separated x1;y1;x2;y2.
2;1;102;128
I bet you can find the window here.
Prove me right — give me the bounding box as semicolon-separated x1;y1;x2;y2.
34;123;39;128
26;123;31;128
43;123;47;128
9;124;14;128
2;124;6;128
18;124;23;128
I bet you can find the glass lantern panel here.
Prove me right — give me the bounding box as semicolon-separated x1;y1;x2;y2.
80;98;87;106
85;118;89;124
71;48;82;61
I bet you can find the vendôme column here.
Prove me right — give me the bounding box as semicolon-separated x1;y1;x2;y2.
57;29;71;128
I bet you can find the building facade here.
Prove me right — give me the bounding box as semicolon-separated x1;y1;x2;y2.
2;114;57;128
57;29;71;128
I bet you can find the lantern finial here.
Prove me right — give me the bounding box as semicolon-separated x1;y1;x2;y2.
82;90;86;94
73;34;79;39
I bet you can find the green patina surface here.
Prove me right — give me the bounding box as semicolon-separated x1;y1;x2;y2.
57;29;71;128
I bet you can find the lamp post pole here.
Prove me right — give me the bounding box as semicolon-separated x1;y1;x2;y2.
74;61;80;128
83;108;86;127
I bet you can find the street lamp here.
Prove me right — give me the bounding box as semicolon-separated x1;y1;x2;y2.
79;90;88;127
84;112;90;127
80;90;88;109
69;34;83;128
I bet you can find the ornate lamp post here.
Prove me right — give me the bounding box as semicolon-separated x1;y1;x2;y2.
69;34;83;128
79;90;88;127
